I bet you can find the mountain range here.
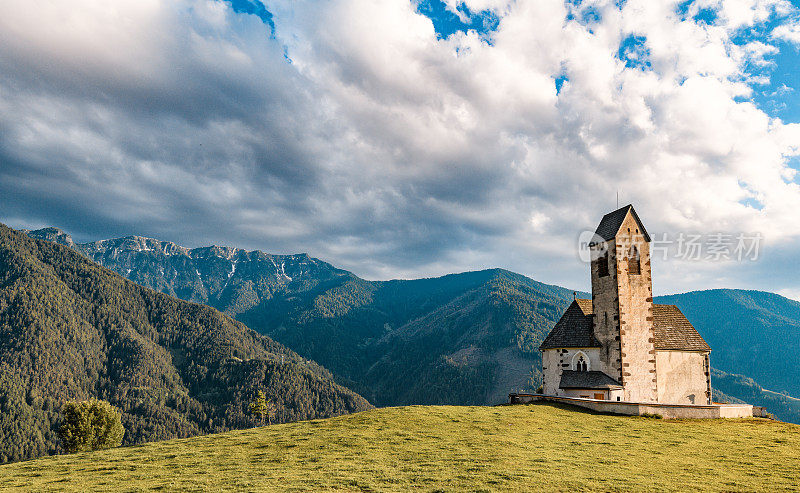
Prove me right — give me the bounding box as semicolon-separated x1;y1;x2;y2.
25;228;576;405
0;225;370;463
22;227;800;424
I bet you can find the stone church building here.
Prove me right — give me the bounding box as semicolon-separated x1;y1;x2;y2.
540;205;712;404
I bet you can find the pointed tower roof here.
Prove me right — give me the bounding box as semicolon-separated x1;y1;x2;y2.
594;204;650;242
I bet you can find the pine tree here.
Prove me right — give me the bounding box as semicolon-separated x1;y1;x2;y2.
248;391;275;426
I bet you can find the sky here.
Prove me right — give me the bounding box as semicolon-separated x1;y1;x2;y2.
2;0;800;297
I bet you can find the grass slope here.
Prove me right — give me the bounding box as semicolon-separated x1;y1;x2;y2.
1;404;798;492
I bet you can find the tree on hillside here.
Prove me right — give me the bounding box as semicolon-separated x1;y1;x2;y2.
58;399;125;453
249;391;276;426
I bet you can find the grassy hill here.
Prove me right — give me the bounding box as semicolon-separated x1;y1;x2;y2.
1;404;798;492
0;224;370;463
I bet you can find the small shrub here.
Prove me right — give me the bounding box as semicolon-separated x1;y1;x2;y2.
640;413;663;419
58;399;125;453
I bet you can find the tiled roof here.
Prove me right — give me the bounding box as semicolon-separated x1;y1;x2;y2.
538;299;601;349
594;204;651;242
559;370;623;389
540;300;710;352
652;304;711;351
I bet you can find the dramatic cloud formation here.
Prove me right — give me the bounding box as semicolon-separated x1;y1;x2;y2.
2;0;800;295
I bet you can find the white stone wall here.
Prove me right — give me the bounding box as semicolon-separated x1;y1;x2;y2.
563;389;599;398
516;395;754;419
615;212;658;402
655;350;710;404
562;389;622;400
541;348;602;396
541;349;560;395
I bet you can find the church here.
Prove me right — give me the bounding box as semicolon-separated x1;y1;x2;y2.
540;205;712;405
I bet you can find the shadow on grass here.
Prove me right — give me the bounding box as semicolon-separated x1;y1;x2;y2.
517;400;661;418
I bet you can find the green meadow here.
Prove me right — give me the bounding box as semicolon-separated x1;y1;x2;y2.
1;403;798;492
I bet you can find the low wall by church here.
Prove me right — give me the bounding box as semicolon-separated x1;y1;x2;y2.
509;393;757;419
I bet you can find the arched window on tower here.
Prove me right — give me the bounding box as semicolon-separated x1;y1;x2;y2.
628;245;641;275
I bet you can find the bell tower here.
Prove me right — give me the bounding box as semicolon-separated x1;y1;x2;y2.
589;205;657;402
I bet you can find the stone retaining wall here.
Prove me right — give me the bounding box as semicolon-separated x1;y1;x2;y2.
509;393;757;419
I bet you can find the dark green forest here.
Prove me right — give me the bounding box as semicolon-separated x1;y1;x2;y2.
0;225;370;463
238;269;580;406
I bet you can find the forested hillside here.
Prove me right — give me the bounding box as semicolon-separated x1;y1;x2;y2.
711;369;800;423
0;225;370;463
253;269;578;406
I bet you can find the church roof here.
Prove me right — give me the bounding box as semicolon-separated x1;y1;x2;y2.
652;304;711;351
539;299;711;352
594;204;651;242
559;370;622;389
538;299;602;350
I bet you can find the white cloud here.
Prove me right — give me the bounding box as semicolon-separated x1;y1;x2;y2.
1;0;800;296
439;0;513;23
777;288;800;302
773;20;800;44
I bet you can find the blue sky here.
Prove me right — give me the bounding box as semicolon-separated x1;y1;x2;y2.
414;0;500;39
753;39;800;123
1;0;800;298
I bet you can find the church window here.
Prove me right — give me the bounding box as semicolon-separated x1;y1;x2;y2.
597;251;609;277
628;245;640;275
575;354;588;372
